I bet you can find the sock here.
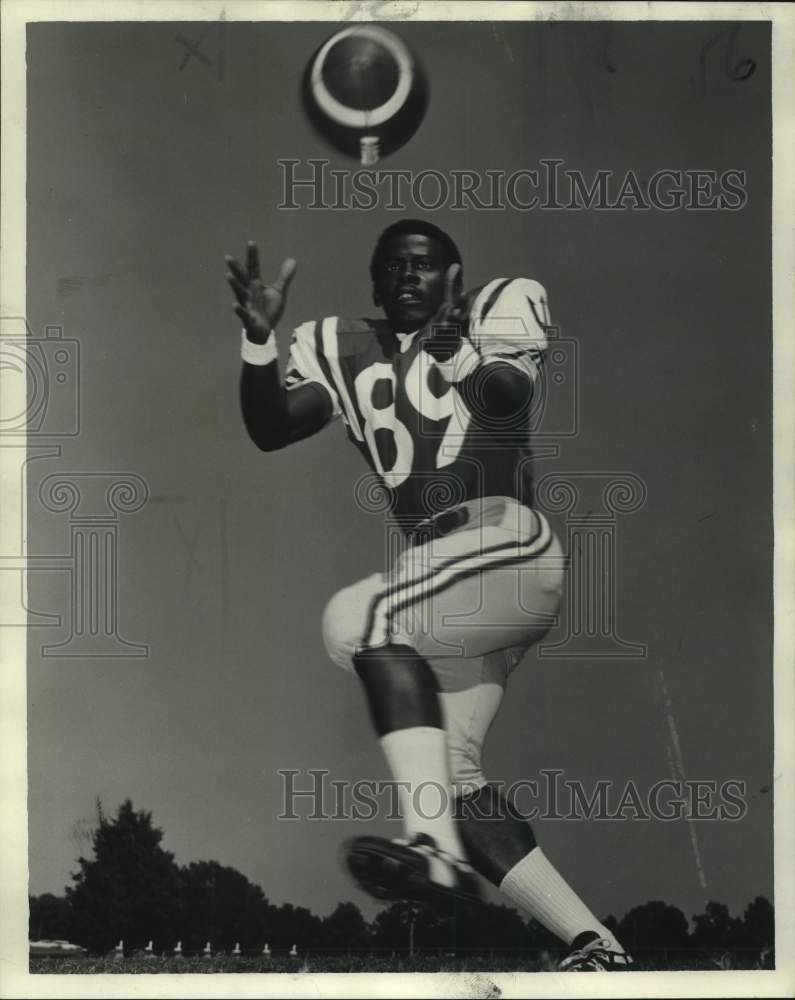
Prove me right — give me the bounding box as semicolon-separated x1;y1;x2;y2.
499;847;623;951
380;726;466;863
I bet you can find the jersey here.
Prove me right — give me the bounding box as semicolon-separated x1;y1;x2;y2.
284;277;551;530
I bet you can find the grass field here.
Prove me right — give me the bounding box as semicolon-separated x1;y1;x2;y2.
30;950;761;974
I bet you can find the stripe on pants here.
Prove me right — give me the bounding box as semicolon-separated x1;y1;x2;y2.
362;512;553;649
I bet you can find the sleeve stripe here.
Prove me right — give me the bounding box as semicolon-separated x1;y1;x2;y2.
487;349;528;360
482;354;543;382
541;296;551;327
481;346;544;362
479;278;514;322
311;320;335;391
320;317;365;442
283;320;343;419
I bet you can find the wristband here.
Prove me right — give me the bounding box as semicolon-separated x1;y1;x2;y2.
241;330;278;366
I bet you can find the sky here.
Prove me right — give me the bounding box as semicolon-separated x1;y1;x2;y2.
24;18;772;927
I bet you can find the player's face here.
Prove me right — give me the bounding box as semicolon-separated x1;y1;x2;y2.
373;234;449;331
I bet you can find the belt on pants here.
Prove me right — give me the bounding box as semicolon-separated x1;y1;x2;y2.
407;497;510;544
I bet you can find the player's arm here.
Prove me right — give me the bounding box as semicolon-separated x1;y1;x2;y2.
423;266;537;425
239;363;332;451
460;360;534;422
226;242;333;451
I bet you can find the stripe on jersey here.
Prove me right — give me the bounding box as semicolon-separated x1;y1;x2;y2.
486;349;530;360
473;278;549;342
285;322;342;418
540;295;551;327
361;512;553;649
470;279;547;387
320;317;365;442
307;320;335;390
479;278;514;321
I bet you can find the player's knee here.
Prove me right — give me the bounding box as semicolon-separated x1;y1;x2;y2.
321;583;368;673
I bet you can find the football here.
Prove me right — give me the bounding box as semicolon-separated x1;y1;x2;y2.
301;26;428;165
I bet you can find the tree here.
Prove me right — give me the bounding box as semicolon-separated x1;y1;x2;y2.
371;901;444;952
317;902;371;951
690;900;743;967
29;893;72;941
178;860;270;951
66;799;181;953
741;896;774;950
452;903;531;951
618;900;690;952
268;902;323;950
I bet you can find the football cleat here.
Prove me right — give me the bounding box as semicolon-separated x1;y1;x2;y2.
558;931;635;972
344;833;481;905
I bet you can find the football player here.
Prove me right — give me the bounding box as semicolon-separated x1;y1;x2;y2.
226;220;631;971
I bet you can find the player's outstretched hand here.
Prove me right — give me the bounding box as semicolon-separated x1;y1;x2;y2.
225;242;296;344
423;263;469;360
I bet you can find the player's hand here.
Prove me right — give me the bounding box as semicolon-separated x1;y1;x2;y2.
225;242;296;344
423;263;469;360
